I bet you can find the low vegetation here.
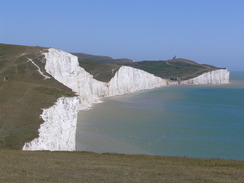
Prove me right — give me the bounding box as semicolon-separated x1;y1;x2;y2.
72;52;133;64
0;150;243;183
124;58;219;80
74;52;221;82
0;43;242;183
0;43;74;149
0;43;226;149
78;59;121;82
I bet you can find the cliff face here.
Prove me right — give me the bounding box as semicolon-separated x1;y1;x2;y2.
44;48;108;107
22;48;230;151
108;66;167;96
44;48;167;100
180;69;230;85
22;97;79;151
23;48;167;151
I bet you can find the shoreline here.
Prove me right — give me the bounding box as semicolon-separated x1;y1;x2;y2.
22;48;168;151
22;48;230;152
76;77;244;161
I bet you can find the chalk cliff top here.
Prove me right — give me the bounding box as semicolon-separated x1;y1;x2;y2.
73;51;223;82
0;43;229;150
0;43;74;149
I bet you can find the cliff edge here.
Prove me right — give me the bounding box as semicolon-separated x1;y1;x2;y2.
22;48;167;151
0;44;229;151
22;48;230;151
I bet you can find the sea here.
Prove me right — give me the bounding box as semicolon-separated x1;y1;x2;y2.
76;72;244;160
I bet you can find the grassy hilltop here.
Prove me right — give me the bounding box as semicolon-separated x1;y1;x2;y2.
74;52;221;82
124;58;218;80
0;43;227;149
0;43;74;149
0;43;243;183
72;52;133;64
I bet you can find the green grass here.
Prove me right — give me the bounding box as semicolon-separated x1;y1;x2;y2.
123;58;219;80
78;59;121;82
0;150;243;183
34;86;74;97
77;58;219;82
0;44;242;183
0;44;226;149
0;43;75;149
74;51;221;82
72;52;133;64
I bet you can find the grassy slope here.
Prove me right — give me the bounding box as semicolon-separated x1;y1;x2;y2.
78;59;121;82
0;44;242;183
124;58;219;80
0;150;243;183
0;44;74;149
72;52;133;64
73;51;221;82
77;58;219;83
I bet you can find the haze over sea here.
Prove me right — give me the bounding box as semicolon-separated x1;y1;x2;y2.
76;72;244;160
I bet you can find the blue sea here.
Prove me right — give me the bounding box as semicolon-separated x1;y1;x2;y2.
76;72;244;160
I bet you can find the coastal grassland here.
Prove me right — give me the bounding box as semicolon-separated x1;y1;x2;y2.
73;50;220;81
124;58;219;80
78;59;121;82
73;52;133;64
0;150;243;183
77;57;219;83
0;44;74;149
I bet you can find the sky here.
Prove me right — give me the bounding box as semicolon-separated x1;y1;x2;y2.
1;0;244;71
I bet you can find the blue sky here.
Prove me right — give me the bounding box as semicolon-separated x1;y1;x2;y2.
1;0;244;71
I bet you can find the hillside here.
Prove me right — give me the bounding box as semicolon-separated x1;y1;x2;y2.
0;43;228;150
0;44;235;183
124;58;219;80
78;59;121;82
72;52;220;81
72;52;133;64
0;44;74;149
1;150;243;183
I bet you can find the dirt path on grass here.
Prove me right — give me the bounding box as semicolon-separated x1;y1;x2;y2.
26;57;50;80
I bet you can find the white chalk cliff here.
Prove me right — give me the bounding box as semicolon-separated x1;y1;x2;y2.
180;69;230;85
22;48;230;151
108;66;166;96
22;97;79;151
23;48;167;151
